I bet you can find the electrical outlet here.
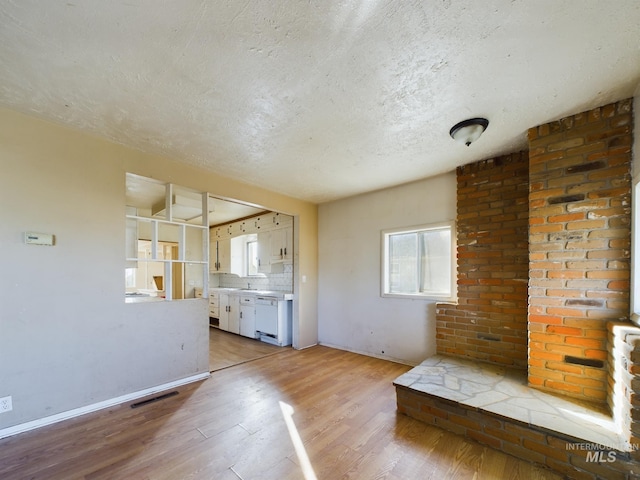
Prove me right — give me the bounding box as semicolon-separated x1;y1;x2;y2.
0;396;12;413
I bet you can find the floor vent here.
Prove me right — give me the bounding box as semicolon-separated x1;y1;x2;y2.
131;391;179;409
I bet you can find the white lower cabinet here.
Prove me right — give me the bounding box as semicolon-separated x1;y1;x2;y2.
208;291;220;327
218;293;239;334
210;289;291;345
239;295;257;338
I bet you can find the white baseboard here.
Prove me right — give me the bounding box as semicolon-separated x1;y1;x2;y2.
317;342;416;367
0;372;210;440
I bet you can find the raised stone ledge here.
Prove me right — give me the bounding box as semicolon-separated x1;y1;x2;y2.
395;355;638;479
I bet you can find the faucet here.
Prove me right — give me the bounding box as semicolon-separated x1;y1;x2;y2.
247;282;251;290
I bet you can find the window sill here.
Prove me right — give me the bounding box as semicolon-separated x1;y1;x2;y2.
381;292;456;302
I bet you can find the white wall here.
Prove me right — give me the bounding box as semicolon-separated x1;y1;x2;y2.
318;172;457;365
0;108;318;433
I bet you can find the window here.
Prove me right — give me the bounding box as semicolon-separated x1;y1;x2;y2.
246;239;259;276
381;222;455;300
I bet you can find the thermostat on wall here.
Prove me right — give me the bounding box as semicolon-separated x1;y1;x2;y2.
24;232;54;246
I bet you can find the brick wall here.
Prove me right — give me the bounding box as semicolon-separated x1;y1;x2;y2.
528;99;633;403
436;151;529;369
609;321;640;460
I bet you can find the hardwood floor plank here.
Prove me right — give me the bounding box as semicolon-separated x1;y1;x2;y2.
209;328;285;371
0;346;562;480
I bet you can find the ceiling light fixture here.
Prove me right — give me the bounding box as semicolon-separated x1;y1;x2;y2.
449;118;489;146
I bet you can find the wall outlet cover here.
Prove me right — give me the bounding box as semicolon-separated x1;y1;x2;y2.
0;396;12;413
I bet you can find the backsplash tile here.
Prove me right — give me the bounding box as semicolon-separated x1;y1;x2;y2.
211;263;293;292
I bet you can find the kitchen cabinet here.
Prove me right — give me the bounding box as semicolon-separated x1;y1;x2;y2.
209;290;219;327
228;294;240;334
273;212;293;229
217;238;231;273
270;226;293;264
209;228;227;273
218;292;239;334
239;295;257;338
217;292;228;331
210;212;293;275
211;288;292;343
251;212;293;231
211;225;229;240
256;231;271;274
224;223;239;238
239;218;260;235
256;224;292;274
251;212;274;231
210;235;243;275
209;239;218;273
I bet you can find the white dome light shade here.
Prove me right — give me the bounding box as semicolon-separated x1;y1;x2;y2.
449;118;489;146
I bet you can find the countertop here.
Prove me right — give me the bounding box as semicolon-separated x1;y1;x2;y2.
209;287;293;301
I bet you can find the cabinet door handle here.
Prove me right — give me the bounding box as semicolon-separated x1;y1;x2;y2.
284;248;287;256
240;312;243;319
280;248;283;256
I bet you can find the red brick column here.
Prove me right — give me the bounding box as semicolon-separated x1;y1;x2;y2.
436;152;529;368
528;99;633;403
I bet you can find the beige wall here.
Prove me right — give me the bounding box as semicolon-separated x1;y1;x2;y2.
317;172;457;365
0;107;317;432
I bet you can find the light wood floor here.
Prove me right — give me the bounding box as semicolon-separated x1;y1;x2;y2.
0;346;562;480
209;327;285;371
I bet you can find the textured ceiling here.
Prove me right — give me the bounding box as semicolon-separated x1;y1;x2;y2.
1;1;639;203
